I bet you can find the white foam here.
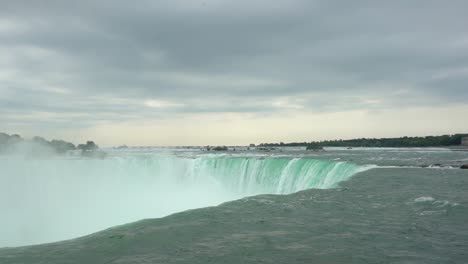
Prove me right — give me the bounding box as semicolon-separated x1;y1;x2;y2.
414;196;435;202
0;155;365;247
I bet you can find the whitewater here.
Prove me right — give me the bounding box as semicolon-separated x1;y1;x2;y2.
1;147;468;263
0;150;369;247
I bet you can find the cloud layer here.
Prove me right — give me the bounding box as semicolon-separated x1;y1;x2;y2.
1;0;467;144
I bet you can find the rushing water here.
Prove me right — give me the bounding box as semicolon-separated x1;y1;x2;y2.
0;152;367;247
0;147;467;249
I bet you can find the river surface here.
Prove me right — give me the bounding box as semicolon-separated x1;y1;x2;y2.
0;147;467;263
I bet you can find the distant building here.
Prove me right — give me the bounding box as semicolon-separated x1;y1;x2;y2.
249;144;256;147
462;137;468;146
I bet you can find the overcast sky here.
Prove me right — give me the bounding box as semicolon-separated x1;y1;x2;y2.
1;0;467;146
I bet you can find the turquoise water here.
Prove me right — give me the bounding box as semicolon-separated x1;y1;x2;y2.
0;153;366;247
1;167;467;264
0;148;468;263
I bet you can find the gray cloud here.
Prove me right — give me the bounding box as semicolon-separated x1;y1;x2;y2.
1;0;468;132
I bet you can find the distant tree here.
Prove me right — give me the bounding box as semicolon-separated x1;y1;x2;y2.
77;141;98;151
259;133;468;149
50;139;76;153
32;136;49;146
0;132;78;155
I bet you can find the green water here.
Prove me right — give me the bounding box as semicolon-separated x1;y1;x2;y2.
191;157;366;194
0;155;366;247
1;168;467;263
1;148;467;263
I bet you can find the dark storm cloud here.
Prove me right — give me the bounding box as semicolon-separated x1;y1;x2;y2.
1;0;467;129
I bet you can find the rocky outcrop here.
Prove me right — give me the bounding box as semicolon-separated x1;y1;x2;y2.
306;145;325;151
212;146;228;151
461;165;468;169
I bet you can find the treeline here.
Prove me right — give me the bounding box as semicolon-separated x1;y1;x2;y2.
0;132;99;155
258;134;468;149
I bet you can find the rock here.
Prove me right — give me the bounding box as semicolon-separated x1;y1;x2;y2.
212;146;228;151
461;164;468;169
306;145;324;151
310;147;325;152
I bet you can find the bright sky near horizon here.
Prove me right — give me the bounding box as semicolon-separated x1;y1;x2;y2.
1;0;468;146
